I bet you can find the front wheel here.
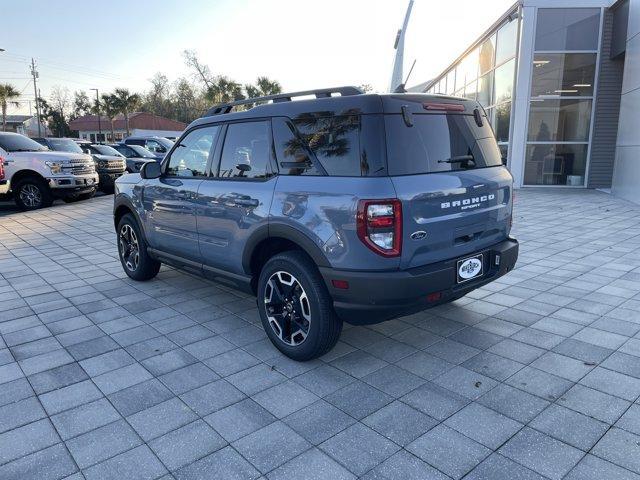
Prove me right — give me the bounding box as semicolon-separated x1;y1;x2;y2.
13;177;54;211
257;251;342;361
117;213;161;281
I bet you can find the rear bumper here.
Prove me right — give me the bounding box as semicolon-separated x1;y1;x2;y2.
320;237;519;325
0;179;9;195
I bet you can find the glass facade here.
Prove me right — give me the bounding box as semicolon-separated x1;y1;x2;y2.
427;15;520;159
524;8;601;186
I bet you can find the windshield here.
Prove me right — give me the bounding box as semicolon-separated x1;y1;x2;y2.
155;137;174;149
47;138;83;153
92;145;123;156
385;114;503;175
129;145;157;158
0;134;49;152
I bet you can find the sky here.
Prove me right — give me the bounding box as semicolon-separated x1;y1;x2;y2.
1;0;515;115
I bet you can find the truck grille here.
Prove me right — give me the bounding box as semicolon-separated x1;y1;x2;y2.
63;159;95;175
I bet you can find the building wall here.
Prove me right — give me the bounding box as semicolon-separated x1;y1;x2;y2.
589;8;626;188
612;0;640;203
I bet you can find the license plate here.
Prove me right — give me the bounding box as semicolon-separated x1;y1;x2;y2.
456;254;483;283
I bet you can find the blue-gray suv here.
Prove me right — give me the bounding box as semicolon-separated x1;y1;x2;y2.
113;87;518;360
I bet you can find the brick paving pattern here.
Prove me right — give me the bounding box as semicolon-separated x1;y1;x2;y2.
0;188;639;479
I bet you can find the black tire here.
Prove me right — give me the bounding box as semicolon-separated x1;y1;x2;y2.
13;176;54;211
257;251;342;361
117;213;161;281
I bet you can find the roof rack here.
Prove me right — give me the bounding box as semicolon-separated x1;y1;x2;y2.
204;86;364;116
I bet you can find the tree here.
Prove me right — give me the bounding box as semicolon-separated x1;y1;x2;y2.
183;50;213;89
0;84;21;132
72;91;91;120
245;76;282;99
143;73;171;118
205;76;244;104
38;96;70;137
101;94;119;141
112;88;141;136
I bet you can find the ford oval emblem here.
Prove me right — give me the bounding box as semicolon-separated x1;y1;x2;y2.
410;230;427;240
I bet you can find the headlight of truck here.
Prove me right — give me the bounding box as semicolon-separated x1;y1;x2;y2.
97;160;107;169
45;161;63;174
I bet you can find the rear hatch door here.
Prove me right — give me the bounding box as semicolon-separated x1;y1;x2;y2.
383;100;513;270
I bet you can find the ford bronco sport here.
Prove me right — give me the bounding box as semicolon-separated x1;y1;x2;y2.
114;87;518;360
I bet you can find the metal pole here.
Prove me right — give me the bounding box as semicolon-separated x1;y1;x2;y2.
91;88;101;142
30;58;42;137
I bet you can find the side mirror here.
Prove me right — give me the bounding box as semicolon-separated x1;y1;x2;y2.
140;161;162;179
157;146;167;153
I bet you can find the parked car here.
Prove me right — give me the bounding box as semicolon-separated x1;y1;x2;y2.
0;133;98;210
109;144;161;173
75;141;126;194
113;87;518;361
122;136;174;156
33;137;85;154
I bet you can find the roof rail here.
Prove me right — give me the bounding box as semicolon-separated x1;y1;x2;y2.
204;86;364;116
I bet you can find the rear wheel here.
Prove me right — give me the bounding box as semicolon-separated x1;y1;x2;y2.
257;251;342;361
117;213;160;281
14;177;53;211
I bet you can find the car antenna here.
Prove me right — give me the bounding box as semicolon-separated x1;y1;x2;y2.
393;59;416;93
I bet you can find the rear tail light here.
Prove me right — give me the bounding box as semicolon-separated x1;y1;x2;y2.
0;158;4;181
357;199;402;257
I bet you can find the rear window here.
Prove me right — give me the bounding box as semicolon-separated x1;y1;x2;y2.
385;114;503;176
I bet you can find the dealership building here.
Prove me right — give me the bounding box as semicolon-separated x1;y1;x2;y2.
413;0;639;204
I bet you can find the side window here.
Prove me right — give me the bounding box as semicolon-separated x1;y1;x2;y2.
145;140;162;153
272;117;322;175
165;126;219;177
292;114;361;176
218;121;271;179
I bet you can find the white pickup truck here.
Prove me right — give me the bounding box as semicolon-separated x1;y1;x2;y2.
0;132;99;210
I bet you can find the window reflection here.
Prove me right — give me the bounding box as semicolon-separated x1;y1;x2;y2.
496;19;518;65
494;59;515;104
293;113;361;176
493;102;511;143
479;34;496;75
531;53;596;98
535;8;600;51
477;72;494;107
528;99;592;142
524;144;587;186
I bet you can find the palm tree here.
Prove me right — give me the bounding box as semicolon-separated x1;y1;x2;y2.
205;76;244;104
245;77;282;100
0;84;21;132
112;88;141;137
100;94;120;142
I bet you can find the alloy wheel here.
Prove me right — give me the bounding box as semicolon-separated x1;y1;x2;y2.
264;271;311;346
119;224;140;272
19;184;42;208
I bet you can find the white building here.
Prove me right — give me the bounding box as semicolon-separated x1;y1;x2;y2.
414;0;640;203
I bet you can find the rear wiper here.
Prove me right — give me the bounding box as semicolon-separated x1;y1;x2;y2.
438;155;475;164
